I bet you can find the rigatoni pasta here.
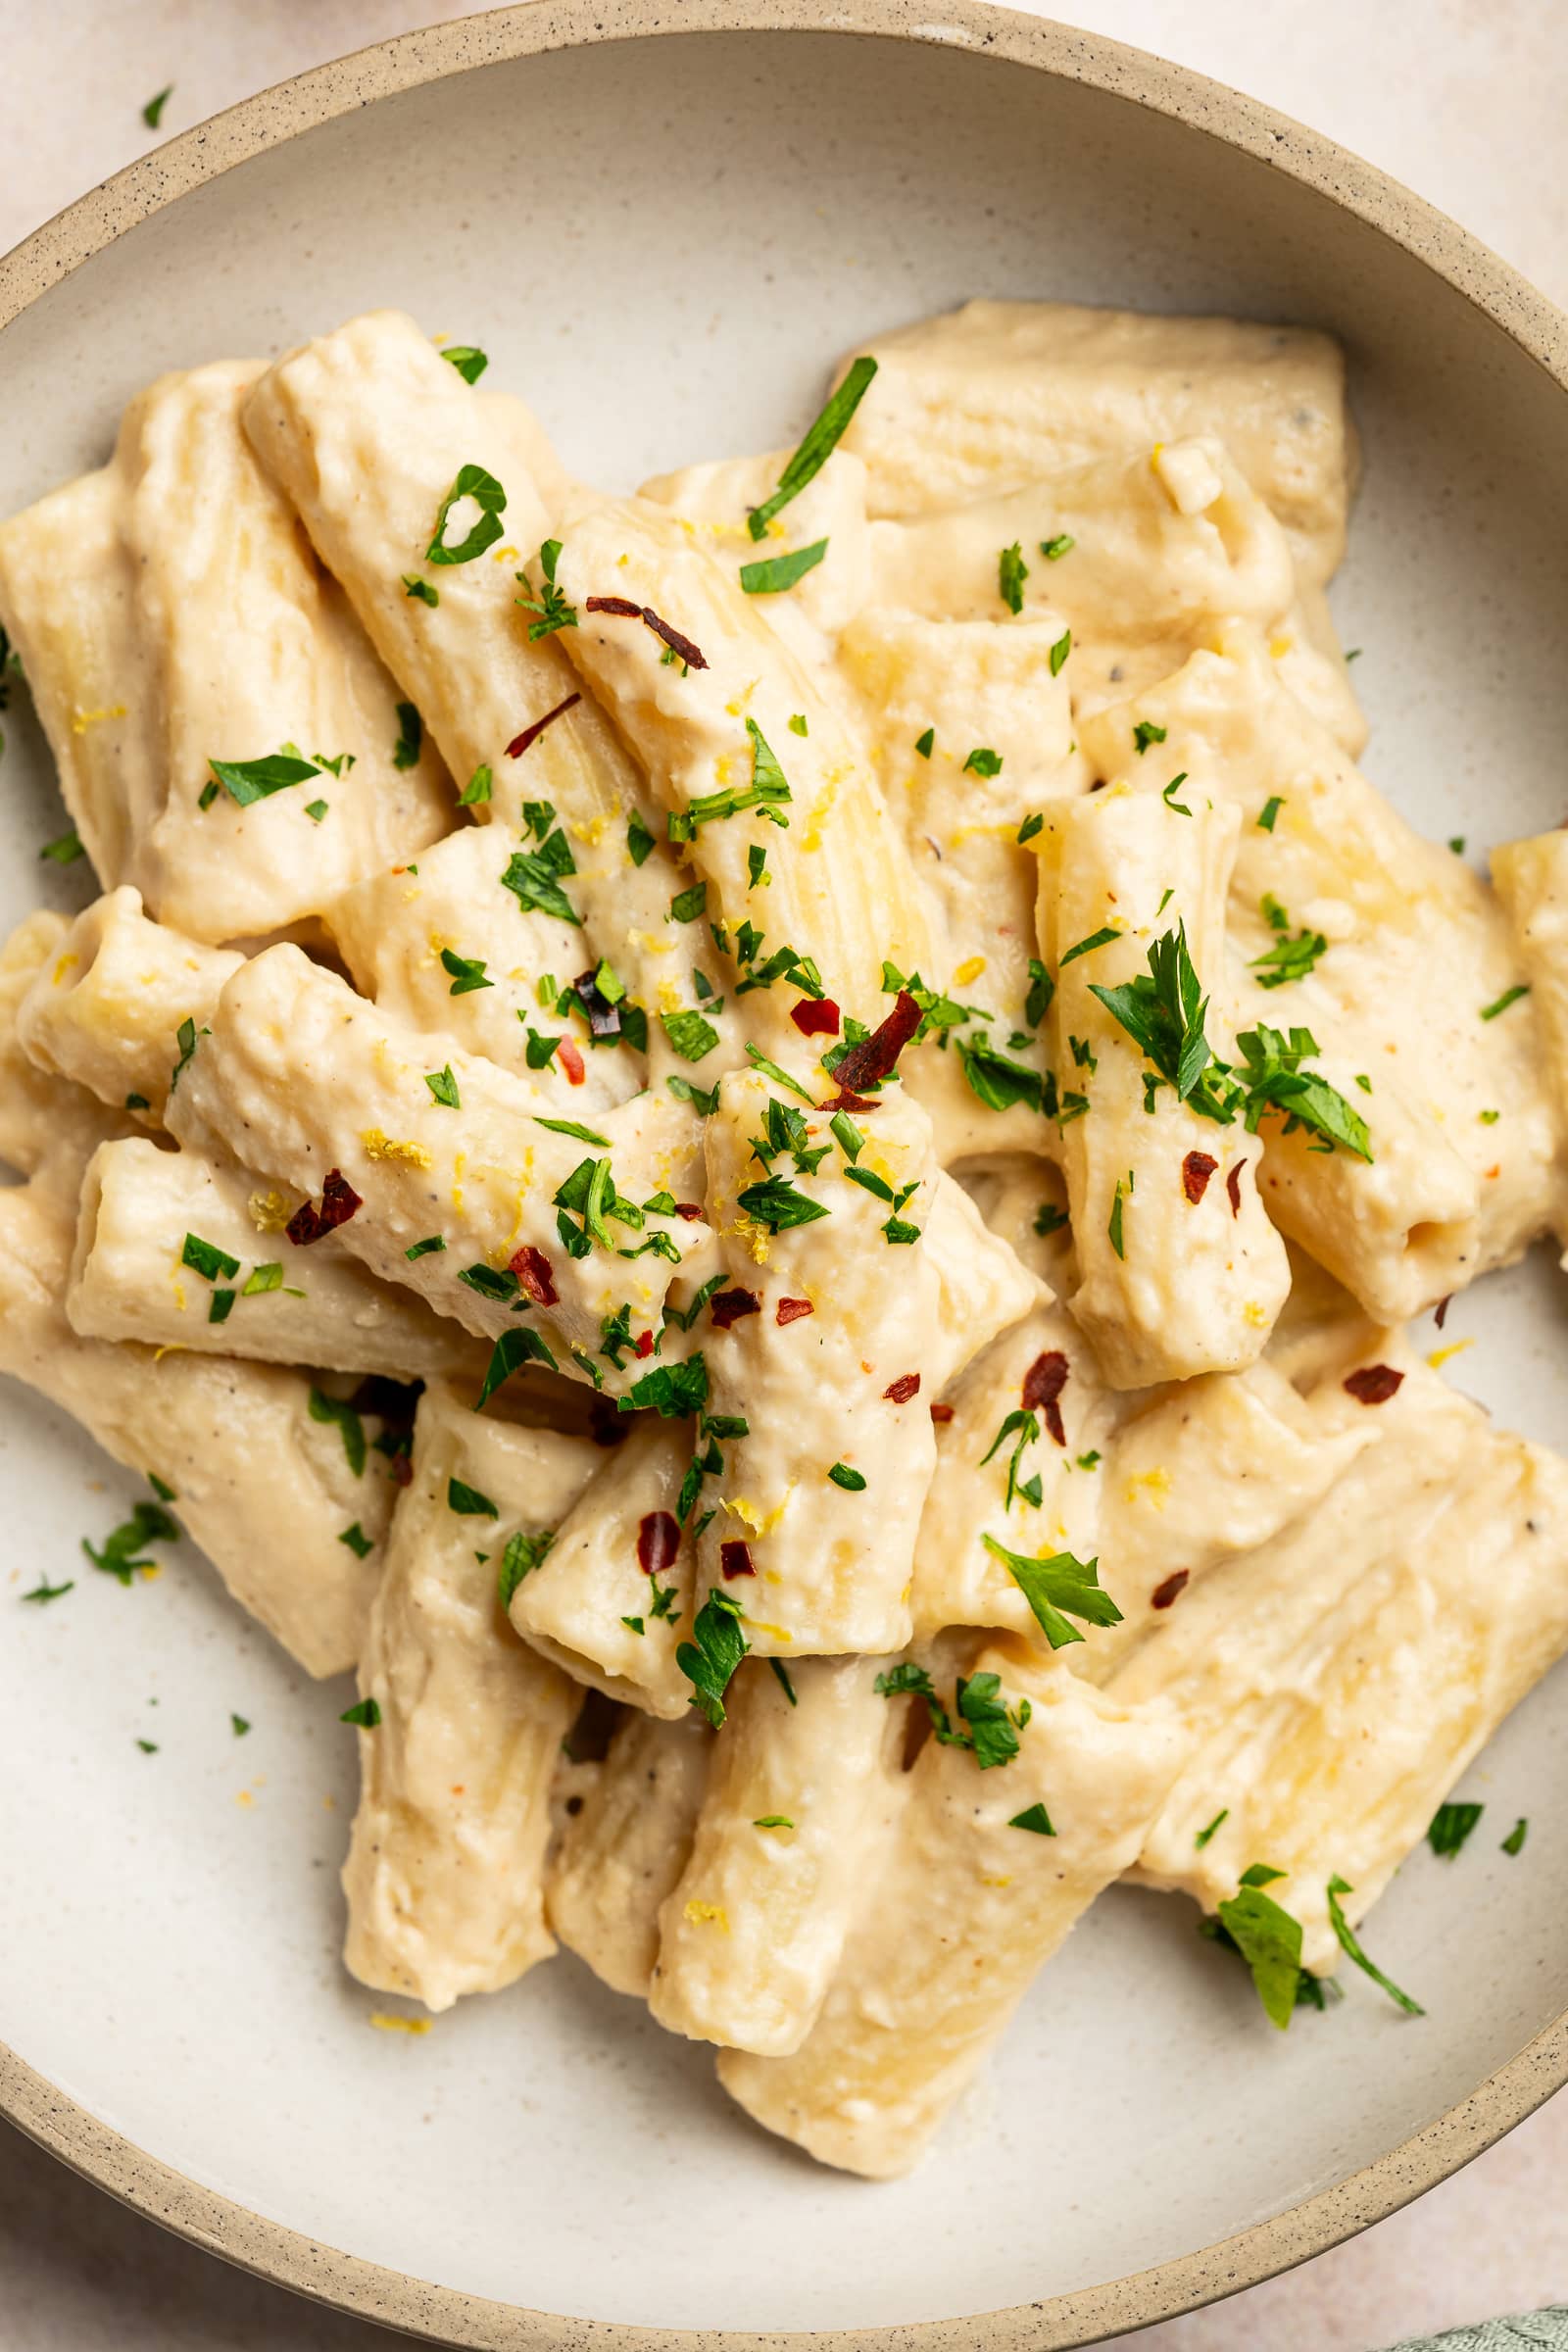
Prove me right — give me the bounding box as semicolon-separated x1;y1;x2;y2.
7;295;1568;2189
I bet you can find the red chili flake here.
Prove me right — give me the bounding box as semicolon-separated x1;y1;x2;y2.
571;966;628;1041
558;1037;586;1087
884;1372;920;1404
508;1245;559;1306
1225;1161;1244;1217
929;1402;955;1425
817;1087;879;1114
710;1287;761;1329
641;606;708;670
1182;1152;1218;1205
504;690;582;760
822;990;921;1102
720;1540;757;1579
1020;1348;1069;1446
674;1201;704;1221
1434;1295;1451;1330
1151;1570;1190;1610
585;595;710;671
1344;1364;1405;1405
776;1297;814;1325
634;1330;656;1358
285;1168;363;1247
791;998;841;1038
637;1511;680;1577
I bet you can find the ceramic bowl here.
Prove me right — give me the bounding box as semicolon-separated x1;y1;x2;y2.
4;5;1568;2344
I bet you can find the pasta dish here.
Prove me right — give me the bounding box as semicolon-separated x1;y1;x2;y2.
4;300;1567;2178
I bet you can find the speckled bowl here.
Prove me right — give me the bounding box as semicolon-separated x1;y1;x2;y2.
4;5;1568;2345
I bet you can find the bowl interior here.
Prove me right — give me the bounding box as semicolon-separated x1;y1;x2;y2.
5;23;1568;2339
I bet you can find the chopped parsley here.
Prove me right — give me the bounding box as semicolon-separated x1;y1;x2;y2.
736;1173;830;1233
206;750;318;807
999;541;1029;614
441;948;494;995
170;1015;203;1091
1502;1818;1529;1856
142;84;172;128
1428;1800;1484;1858
963;747;1003;778
447;1478;499;1519
82;1498;179;1586
747;356;877;540
1161;772;1192;816
180;1232;241;1283
1061;926;1119;967
915;727;934;760
662;1008;720;1062
403;575;440;607
1326;1874;1424;2014
754;1815;795;1830
476;1325;560;1408
1214;1876;1303;2030
1251;894;1327;989
1133;721;1167;755
304;800;328;823
677;1589;750;1726
231;1714;250;1736
426;463;507;564
535;1115;612;1146
670;882;709;924
827;1461;867;1491
392;703;423;769
1480;984;1529;1022
1257;795;1284;831
748;844;768;888
405;1235;446;1260
340;1697;381;1729
1195;1809;1229;1849
769;1658;798;1705
626;811;657;865
980;1407;1042;1511
338;1522;374;1559
424;1065;461;1108
1049;627;1072;677
39;828;84;863
739;537;829;595
667;717;791;842
498;1528;555;1608
22;1579;74;1604
616;1353;710;1420
308;1388;366;1475
981;1536;1123;1648
873;1661;1030;1769
500;824;580;925
667;1072;720;1116
458;763;492;805
441;345;489;384
1040;533;1074;561
516;538;578;642
1008;1803;1055;1836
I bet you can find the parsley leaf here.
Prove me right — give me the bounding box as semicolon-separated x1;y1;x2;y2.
499;1527;555;1608
441;345;489;384
981;1535;1123;1648
1326;1874;1425;2015
308;1387;366;1476
340;1697;381;1729
206;750;318;807
82;1498;179;1586
963;747;1003;778
617;1353;710;1419
747;356;877;541
447;1477;499;1519
392;703;423;769
501;840;580;926
180;1231;241;1283
476;1325;561;1408
677;1589;750;1726
39;828;84;864
739;537;829;595
737;1174;830;1232
999;541;1029;614
1009;1802;1055;1835
1428;1800;1484;1858
426;463;507;565
1216;1881;1303;2030
662;1008;720;1062
441;946;493;995
424;1065;461;1108
627;811;657;866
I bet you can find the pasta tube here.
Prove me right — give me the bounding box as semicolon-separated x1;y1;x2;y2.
0;911;134;1176
242;311;721;1079
1492;828;1568;1246
0;362;450;942
68;1137;492;1382
650;1654;906;2055
718;1640;1187;2177
835;299;1354;588
0;1154;391;1675
1036;786;1290;1384
17;886;241;1124
1079;631;1556;1319
695;1069;1034;1657
638;445;872;669
1115;1356;1568;1973
342;1380;594;2009
839;608;1089;1161
545;498;933;1054
323;825;644;1111
546;1710;713;1997
508;1415;700;1717
163;944;712;1375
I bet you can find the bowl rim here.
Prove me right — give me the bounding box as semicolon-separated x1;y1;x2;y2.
4;2;1567;2343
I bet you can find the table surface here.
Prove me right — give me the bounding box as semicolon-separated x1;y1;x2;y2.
2;3;1565;2347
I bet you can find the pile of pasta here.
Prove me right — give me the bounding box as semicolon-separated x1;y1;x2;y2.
7;302;1568;2179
